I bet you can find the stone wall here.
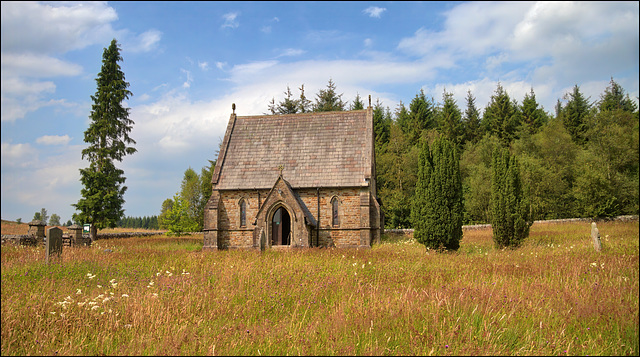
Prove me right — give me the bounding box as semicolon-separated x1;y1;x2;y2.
207;185;380;250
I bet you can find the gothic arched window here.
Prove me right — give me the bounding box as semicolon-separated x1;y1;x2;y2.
331;197;339;227
239;199;247;227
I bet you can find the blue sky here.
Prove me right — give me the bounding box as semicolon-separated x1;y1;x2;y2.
2;1;638;224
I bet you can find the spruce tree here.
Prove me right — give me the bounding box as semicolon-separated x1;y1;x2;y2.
408;89;436;144
350;93;365;110
520;88;547;135
439;89;463;149
559;85;591;145
482;83;520;144
313;78;345;112
490;147;532;248
72;39;136;241
462;90;482;145
411;136;463;251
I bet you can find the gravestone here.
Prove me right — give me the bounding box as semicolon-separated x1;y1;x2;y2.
260;229;266;251
46;227;63;263
591;222;602;252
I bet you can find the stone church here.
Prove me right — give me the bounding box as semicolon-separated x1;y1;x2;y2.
203;101;382;250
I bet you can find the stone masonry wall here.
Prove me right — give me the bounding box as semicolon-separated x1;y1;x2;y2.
214;186;375;249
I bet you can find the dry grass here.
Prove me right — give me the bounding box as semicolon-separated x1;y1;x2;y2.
1;220;638;355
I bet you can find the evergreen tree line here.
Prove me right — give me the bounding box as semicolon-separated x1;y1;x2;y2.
269;78;639;228
116;215;159;230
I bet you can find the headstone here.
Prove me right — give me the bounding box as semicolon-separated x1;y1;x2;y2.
591;222;602;252
260;228;266;251
46;227;63;264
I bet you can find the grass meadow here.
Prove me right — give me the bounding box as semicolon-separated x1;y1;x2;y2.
1;220;638;355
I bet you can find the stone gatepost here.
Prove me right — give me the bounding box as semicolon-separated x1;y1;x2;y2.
69;224;83;246
28;220;46;245
591;222;602;252
46;227;63;264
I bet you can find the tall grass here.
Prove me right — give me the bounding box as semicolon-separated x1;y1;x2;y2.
2;221;638;355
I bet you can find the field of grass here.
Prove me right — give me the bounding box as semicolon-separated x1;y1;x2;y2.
1;220;638;355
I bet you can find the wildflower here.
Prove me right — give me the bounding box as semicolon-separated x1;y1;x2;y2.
78;302;86;307
156;272;161;276
91;306;99;310
152;293;158;298
97;285;102;288
121;294;129;298
110;279;116;283
124;324;132;328
87;273;96;279
76;288;82;295
50;311;56;315
102;297;111;303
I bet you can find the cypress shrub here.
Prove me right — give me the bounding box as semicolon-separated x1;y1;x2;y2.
490;147;532;248
411;136;463;251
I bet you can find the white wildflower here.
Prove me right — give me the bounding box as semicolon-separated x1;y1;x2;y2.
91;305;99;310
121;294;129;298
76;289;82;295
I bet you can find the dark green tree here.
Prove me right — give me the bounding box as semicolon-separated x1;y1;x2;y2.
268;85;300;114
408;89;436;144
411;136;463;251
298;84;312;113
395;101;411;136
350;93;365;110
490;147;532;248
72;39;136;241
313;78;345;112
462;90;482;146
372;99;391;152
482;83;521;144
438;89;464;149
598;78;638;113
520;88;548;135
558;85;592;145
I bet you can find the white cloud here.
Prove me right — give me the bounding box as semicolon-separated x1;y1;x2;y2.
216;62;227;70
0;1;118;54
277;49;306;58
198;61;209;71
363;6;386;18
126;29;162;53
261;26;272;34
1;142;38;168
181;69;192;89
36;135;71;146
221;12;239;29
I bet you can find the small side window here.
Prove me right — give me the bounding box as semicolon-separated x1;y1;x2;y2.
240;199;247;227
331;197;339;227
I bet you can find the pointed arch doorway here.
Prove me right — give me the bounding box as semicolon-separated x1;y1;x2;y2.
271;207;291;246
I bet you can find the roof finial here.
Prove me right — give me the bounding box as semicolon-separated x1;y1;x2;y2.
232;103;236;114
368;95;371;108
278;164;284;176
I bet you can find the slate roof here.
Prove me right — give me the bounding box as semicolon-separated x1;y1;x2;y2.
212;108;374;190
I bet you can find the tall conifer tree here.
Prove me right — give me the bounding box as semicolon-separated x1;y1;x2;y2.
411;136;463;251
490;147;531;248
73;39;136;241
